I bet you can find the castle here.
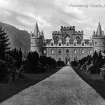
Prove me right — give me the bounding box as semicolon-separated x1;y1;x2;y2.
31;22;105;64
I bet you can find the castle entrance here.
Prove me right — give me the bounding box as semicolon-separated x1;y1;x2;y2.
65;49;70;65
65;56;70;65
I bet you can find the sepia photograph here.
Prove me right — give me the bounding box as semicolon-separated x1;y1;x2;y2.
0;0;105;105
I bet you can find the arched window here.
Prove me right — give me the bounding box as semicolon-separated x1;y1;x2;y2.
59;43;61;46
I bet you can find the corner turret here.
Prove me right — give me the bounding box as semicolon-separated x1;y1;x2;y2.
92;22;105;52
30;21;44;55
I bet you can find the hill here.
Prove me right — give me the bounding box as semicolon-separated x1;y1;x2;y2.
0;22;30;53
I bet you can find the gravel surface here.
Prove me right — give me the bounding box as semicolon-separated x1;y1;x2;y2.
1;66;105;105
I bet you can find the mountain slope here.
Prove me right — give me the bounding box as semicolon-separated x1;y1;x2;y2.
0;22;30;53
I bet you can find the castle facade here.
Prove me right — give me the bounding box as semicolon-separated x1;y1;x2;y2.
31;22;105;64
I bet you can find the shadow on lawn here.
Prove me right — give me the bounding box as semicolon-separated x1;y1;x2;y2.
0;67;61;103
72;66;105;100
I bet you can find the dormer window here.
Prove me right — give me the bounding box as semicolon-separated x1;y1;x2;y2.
59;43;61;46
66;37;70;42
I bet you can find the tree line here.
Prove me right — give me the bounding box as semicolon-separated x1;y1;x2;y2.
0;26;65;83
71;50;105;76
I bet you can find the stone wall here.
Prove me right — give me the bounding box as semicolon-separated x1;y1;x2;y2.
45;47;93;63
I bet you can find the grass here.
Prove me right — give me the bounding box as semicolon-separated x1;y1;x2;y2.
0;68;60;103
72;65;105;100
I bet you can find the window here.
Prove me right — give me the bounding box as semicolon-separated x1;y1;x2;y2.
95;42;97;45
51;49;54;54
58;58;61;61
90;42;92;46
66;49;69;53
82;50;84;54
82;43;84;46
59;43;61;46
90;50;93;54
74;49;76;54
58;49;62;54
74;43;76;46
76;36;81;44
51;43;53;46
44;50;46;54
67;42;69;46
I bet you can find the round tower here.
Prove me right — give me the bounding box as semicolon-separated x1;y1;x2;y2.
92;22;105;52
30;22;44;55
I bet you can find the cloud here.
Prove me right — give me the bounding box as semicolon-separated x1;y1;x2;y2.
0;0;104;39
0;8;11;17
0;0;10;8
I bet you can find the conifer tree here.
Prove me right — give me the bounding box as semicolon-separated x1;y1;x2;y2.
0;27;10;60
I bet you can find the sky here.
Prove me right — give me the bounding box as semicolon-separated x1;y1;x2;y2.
0;0;105;39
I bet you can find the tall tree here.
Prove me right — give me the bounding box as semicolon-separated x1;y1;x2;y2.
0;27;10;60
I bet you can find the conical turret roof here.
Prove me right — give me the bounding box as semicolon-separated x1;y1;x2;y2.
33;22;39;37
96;22;102;36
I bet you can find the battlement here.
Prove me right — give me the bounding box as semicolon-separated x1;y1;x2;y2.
60;26;75;31
74;31;83;35
52;31;61;35
52;26;83;36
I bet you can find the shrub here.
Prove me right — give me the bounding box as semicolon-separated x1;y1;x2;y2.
46;57;56;69
88;65;100;74
7;48;23;69
0;60;9;82
57;61;65;67
71;60;78;67
23;51;46;73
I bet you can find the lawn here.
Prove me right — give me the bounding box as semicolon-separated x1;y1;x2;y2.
72;66;105;100
0;68;60;103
